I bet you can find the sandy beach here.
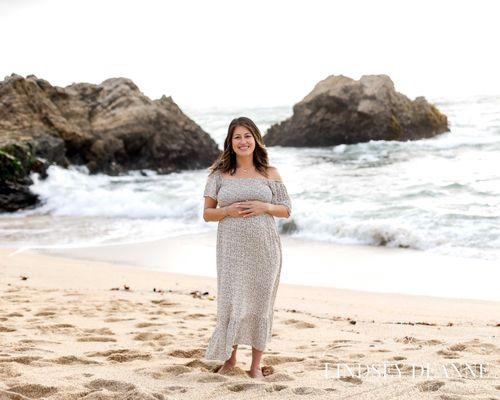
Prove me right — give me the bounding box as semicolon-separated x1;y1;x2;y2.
0;234;499;399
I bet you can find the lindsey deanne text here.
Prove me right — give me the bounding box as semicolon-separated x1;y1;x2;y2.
324;362;490;379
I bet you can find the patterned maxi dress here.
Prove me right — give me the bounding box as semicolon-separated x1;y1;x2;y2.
202;169;292;361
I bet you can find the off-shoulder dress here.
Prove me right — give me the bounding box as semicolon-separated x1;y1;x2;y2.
202;169;292;361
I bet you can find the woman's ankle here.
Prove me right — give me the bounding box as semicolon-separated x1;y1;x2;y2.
224;358;236;366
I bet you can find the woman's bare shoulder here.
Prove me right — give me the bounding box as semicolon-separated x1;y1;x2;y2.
266;166;283;182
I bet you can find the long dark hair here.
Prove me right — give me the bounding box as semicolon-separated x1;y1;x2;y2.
207;116;270;177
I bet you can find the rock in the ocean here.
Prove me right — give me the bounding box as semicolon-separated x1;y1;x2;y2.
265;74;449;146
0;73;220;212
0;142;48;211
0;73;219;174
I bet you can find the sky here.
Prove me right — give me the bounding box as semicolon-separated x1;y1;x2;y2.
1;0;499;109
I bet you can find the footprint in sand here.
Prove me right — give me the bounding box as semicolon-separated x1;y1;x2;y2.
224;381;265;392
85;349;151;362
449;339;499;355
34;311;57;317
265;383;288;392
196;372;229;383
416;379;445;392
292;386;326;395
5;383;58;398
0;356;42;365
152;365;192;377
84;378;136;392
213;365;248;376
103;317;135;323
184;313;208;320
263;355;305;366
150;299;179;306
18;339;61;345
282;319;316;329
77;336;117;342
81;388;165;399
33;323;76;334
325;340;354;351
339;376;363;385
0;363;22;379
0;326;16;332
62;290;83;296
50;355;100;365
147;310;171;316
11;344;53;354
184;358;215;371
348;353;366;359
132;332;172;342
437;339;498;359
264;372;295;382
394;336;443;346
164;385;191;393
436;349;461;359
385;363;412;376
135;322;165;328
5;312;23;317
83;327;115;335
168;348;205;358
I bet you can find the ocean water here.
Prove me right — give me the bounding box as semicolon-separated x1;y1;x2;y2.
1;95;499;261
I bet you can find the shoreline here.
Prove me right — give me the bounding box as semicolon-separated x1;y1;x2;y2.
1;246;498;326
7;231;500;302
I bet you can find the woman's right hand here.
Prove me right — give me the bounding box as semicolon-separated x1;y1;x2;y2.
224;202;249;218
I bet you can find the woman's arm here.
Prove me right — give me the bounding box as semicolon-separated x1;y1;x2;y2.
265;166;292;219
266;203;290;219
203;197;228;222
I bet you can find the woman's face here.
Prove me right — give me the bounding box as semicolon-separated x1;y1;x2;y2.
231;125;255;156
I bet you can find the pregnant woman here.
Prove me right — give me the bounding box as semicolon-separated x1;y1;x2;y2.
202;116;292;379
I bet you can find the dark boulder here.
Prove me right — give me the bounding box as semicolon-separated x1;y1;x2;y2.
0;142;49;211
265;74;449;146
0;73;220;212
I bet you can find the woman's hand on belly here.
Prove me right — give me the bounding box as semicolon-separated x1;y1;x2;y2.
236;200;270;218
224;202;256;218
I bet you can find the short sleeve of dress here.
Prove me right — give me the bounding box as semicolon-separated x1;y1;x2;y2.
203;170;221;201
269;180;292;218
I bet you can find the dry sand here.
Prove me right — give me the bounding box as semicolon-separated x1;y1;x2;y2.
0;238;499;399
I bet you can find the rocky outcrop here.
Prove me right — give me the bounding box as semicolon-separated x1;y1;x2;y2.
0;73;220;212
264;74;449;146
0;73;220;174
0;142;49;211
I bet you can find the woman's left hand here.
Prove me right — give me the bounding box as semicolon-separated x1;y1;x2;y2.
237;200;270;218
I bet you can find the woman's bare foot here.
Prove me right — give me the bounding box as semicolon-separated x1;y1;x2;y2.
217;359;236;374
217;345;238;374
247;368;264;379
248;346;264;378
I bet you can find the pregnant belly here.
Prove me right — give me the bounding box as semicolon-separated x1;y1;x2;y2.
219;214;278;240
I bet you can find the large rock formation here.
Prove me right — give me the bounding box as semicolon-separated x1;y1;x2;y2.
0;142;47;212
0;73;220;212
265;74;449;146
